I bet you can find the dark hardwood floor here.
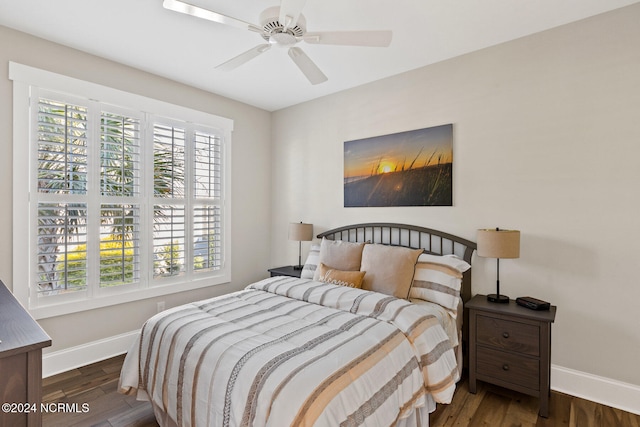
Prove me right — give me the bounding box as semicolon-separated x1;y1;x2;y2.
42;354;640;427
42;354;157;427
430;379;640;427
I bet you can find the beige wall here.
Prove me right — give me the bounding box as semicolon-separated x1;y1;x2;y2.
271;4;640;387
0;25;272;353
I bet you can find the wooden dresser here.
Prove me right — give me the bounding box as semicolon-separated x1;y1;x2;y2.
0;280;51;427
467;294;556;417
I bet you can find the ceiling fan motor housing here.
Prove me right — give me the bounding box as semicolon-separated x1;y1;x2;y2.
259;6;306;45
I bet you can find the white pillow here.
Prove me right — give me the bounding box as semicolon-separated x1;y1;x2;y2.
300;244;321;279
417;253;471;273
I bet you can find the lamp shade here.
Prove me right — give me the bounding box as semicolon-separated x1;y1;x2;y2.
288;222;313;241
477;228;520;259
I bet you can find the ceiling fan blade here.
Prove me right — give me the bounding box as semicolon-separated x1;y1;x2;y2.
163;0;262;33
216;44;272;71
304;30;392;47
279;0;308;29
288;47;328;85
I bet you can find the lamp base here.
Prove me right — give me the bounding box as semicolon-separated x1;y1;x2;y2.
293;265;304;270
487;293;510;303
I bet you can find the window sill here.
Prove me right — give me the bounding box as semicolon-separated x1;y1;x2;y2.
28;274;230;320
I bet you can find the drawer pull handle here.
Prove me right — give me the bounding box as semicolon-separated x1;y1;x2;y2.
502;364;510;371
502;332;510;339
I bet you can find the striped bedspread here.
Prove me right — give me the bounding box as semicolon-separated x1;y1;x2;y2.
119;276;459;427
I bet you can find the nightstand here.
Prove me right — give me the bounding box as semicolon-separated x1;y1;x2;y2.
467;294;556;417
268;265;303;278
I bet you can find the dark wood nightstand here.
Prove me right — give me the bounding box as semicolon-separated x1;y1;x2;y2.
268;265;303;278
467;294;556;417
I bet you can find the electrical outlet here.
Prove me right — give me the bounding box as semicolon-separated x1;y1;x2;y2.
157;301;165;313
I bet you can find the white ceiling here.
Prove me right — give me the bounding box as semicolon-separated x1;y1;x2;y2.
1;0;638;111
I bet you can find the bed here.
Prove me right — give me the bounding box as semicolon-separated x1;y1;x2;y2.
119;223;476;427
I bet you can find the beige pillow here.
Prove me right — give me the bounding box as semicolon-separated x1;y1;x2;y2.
316;263;366;288
313;238;365;280
360;244;423;299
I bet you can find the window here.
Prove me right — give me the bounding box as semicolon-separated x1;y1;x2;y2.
10;63;232;319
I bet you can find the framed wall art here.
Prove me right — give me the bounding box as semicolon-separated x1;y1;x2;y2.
344;124;453;207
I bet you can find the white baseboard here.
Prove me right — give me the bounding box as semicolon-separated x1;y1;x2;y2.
42;330;139;378
552;364;640;416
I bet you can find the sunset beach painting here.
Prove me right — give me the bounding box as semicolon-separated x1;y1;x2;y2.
344;124;453;207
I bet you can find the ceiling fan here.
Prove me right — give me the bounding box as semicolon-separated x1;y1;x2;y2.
163;0;392;84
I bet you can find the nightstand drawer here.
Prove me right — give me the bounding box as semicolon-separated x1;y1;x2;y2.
476;346;540;390
476;315;540;357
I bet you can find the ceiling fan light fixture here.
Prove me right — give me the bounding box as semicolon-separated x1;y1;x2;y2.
269;32;297;46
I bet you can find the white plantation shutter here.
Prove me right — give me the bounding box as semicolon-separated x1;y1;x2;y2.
99;111;142;287
152;123;186;279
194;131;222;198
193;129;223;272
152;123;225;276
37;98;88;194
36;97;90;297
99;204;140;287
36;202;88;295
11;63;232;316
153;205;186;278
153;123;185;198
193;205;222;271
100;112;141;197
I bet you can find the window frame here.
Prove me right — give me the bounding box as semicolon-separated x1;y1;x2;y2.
10;62;233;320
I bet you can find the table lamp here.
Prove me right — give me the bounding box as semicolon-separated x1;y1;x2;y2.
477;227;520;303
289;222;313;270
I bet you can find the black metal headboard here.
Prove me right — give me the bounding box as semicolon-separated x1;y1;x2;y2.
317;222;476;303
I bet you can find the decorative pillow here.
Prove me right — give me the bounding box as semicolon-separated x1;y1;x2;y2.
410;254;470;317
359;244;423;299
417;253;471;273
316;263;366;288
300;244;321;279
313;238;365;281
